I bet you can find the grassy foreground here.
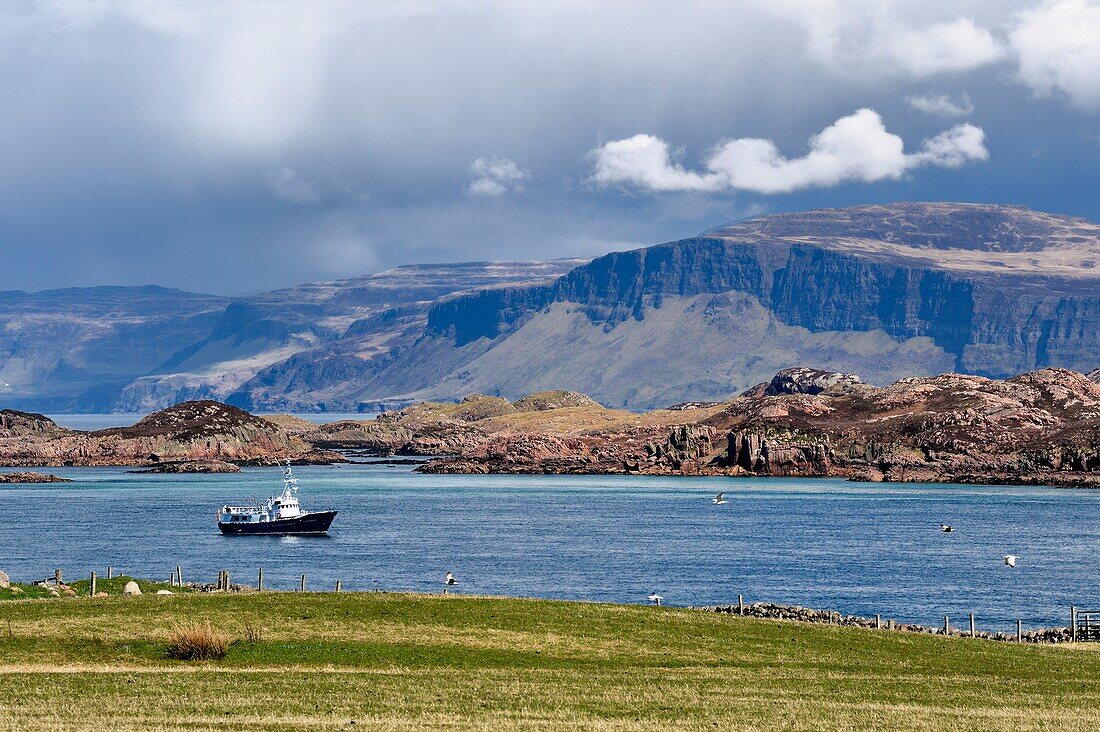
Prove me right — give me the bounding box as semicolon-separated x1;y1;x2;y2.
1;592;1100;730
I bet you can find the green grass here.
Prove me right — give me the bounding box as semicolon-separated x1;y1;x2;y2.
1;591;1100;730
1;577;187;601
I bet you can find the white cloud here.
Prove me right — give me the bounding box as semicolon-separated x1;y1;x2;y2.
1010;0;1100;110
590;109;988;195
466;156;530;196
762;1;1005;79
906;92;974;117
265;167;320;203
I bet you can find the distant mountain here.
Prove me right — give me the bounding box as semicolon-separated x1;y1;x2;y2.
5;203;1100;414
0;262;585;413
0;286;228;412
354;203;1100;410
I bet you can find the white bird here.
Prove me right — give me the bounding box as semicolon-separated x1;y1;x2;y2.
648;592;663;606
444;571;457;585
940;523;954;533
712;492;727;505
1004;555;1019;568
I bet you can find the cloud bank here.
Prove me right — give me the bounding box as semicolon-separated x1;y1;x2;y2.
590;110;988;195
762;2;1006;79
1011;0;1100;110
0;1;1096;294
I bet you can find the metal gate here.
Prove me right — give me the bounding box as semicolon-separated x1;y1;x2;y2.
1073;608;1100;641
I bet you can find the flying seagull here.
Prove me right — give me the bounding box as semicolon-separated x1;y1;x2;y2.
648;592;664;606
444;571;457;586
712;492;727;505
940;523;954;533
1004;555;1019;568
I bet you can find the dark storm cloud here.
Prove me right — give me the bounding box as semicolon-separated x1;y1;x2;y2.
0;1;1098;294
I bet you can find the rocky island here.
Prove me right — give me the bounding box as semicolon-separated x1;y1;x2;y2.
300;367;1100;487
3;367;1100;487
0;471;71;483
0;401;340;469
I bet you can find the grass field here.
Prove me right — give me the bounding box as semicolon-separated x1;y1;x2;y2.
2;591;1100;730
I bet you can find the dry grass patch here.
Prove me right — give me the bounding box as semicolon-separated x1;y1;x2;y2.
165;622;230;661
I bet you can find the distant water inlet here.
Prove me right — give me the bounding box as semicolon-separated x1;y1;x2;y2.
3;465;1100;633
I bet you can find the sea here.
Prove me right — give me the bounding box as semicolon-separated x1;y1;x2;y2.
4;458;1099;633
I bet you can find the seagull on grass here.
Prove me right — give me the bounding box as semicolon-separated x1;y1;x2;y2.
1004;555;1019;568
712;492;728;505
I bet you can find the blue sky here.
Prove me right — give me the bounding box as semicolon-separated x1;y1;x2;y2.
1;0;1099;294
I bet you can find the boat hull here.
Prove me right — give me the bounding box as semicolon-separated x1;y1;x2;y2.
218;510;337;536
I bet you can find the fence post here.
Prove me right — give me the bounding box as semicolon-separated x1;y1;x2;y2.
1017;619;1022;642
107;566;113;580
738;594;743;616
875;614;881;630
944;616;950;635
257;567;264;592
89;571;96;597
55;568;62;586
969;613;975;638
1072;606;1077;643
336;579;342;593
225;571;230;591
300;574;307;592
175;565;182;587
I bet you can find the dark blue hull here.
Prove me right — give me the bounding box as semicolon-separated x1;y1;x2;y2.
218;510;337;535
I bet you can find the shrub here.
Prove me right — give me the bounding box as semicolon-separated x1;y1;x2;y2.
165;622;230;661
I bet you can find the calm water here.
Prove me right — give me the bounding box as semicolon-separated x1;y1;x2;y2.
3;464;1098;631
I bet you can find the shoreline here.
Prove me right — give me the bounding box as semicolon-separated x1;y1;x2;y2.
5;459;1100;490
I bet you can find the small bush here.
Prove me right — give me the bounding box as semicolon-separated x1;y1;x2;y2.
166;622;230;661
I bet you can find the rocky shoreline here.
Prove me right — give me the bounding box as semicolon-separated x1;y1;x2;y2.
3;366;1100;487
292;367;1100;488
705;602;1073;644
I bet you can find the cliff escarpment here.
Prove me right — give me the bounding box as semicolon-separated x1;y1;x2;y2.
405;204;1100;408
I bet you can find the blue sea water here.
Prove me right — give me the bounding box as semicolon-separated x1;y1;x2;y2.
3;463;1098;632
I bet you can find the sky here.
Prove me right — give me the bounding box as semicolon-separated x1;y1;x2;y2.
2;0;1100;294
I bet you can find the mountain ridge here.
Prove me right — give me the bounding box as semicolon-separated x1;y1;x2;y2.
3;203;1100;413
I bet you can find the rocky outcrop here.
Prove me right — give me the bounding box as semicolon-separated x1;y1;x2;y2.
761;367;864;396
0;400;340;467
513;390;601;412
135;459;241;474
725;430;832;476
0;471;71;483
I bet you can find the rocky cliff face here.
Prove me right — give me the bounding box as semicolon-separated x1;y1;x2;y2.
317;368;1100;487
0;401;336;467
372;203;1100;410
